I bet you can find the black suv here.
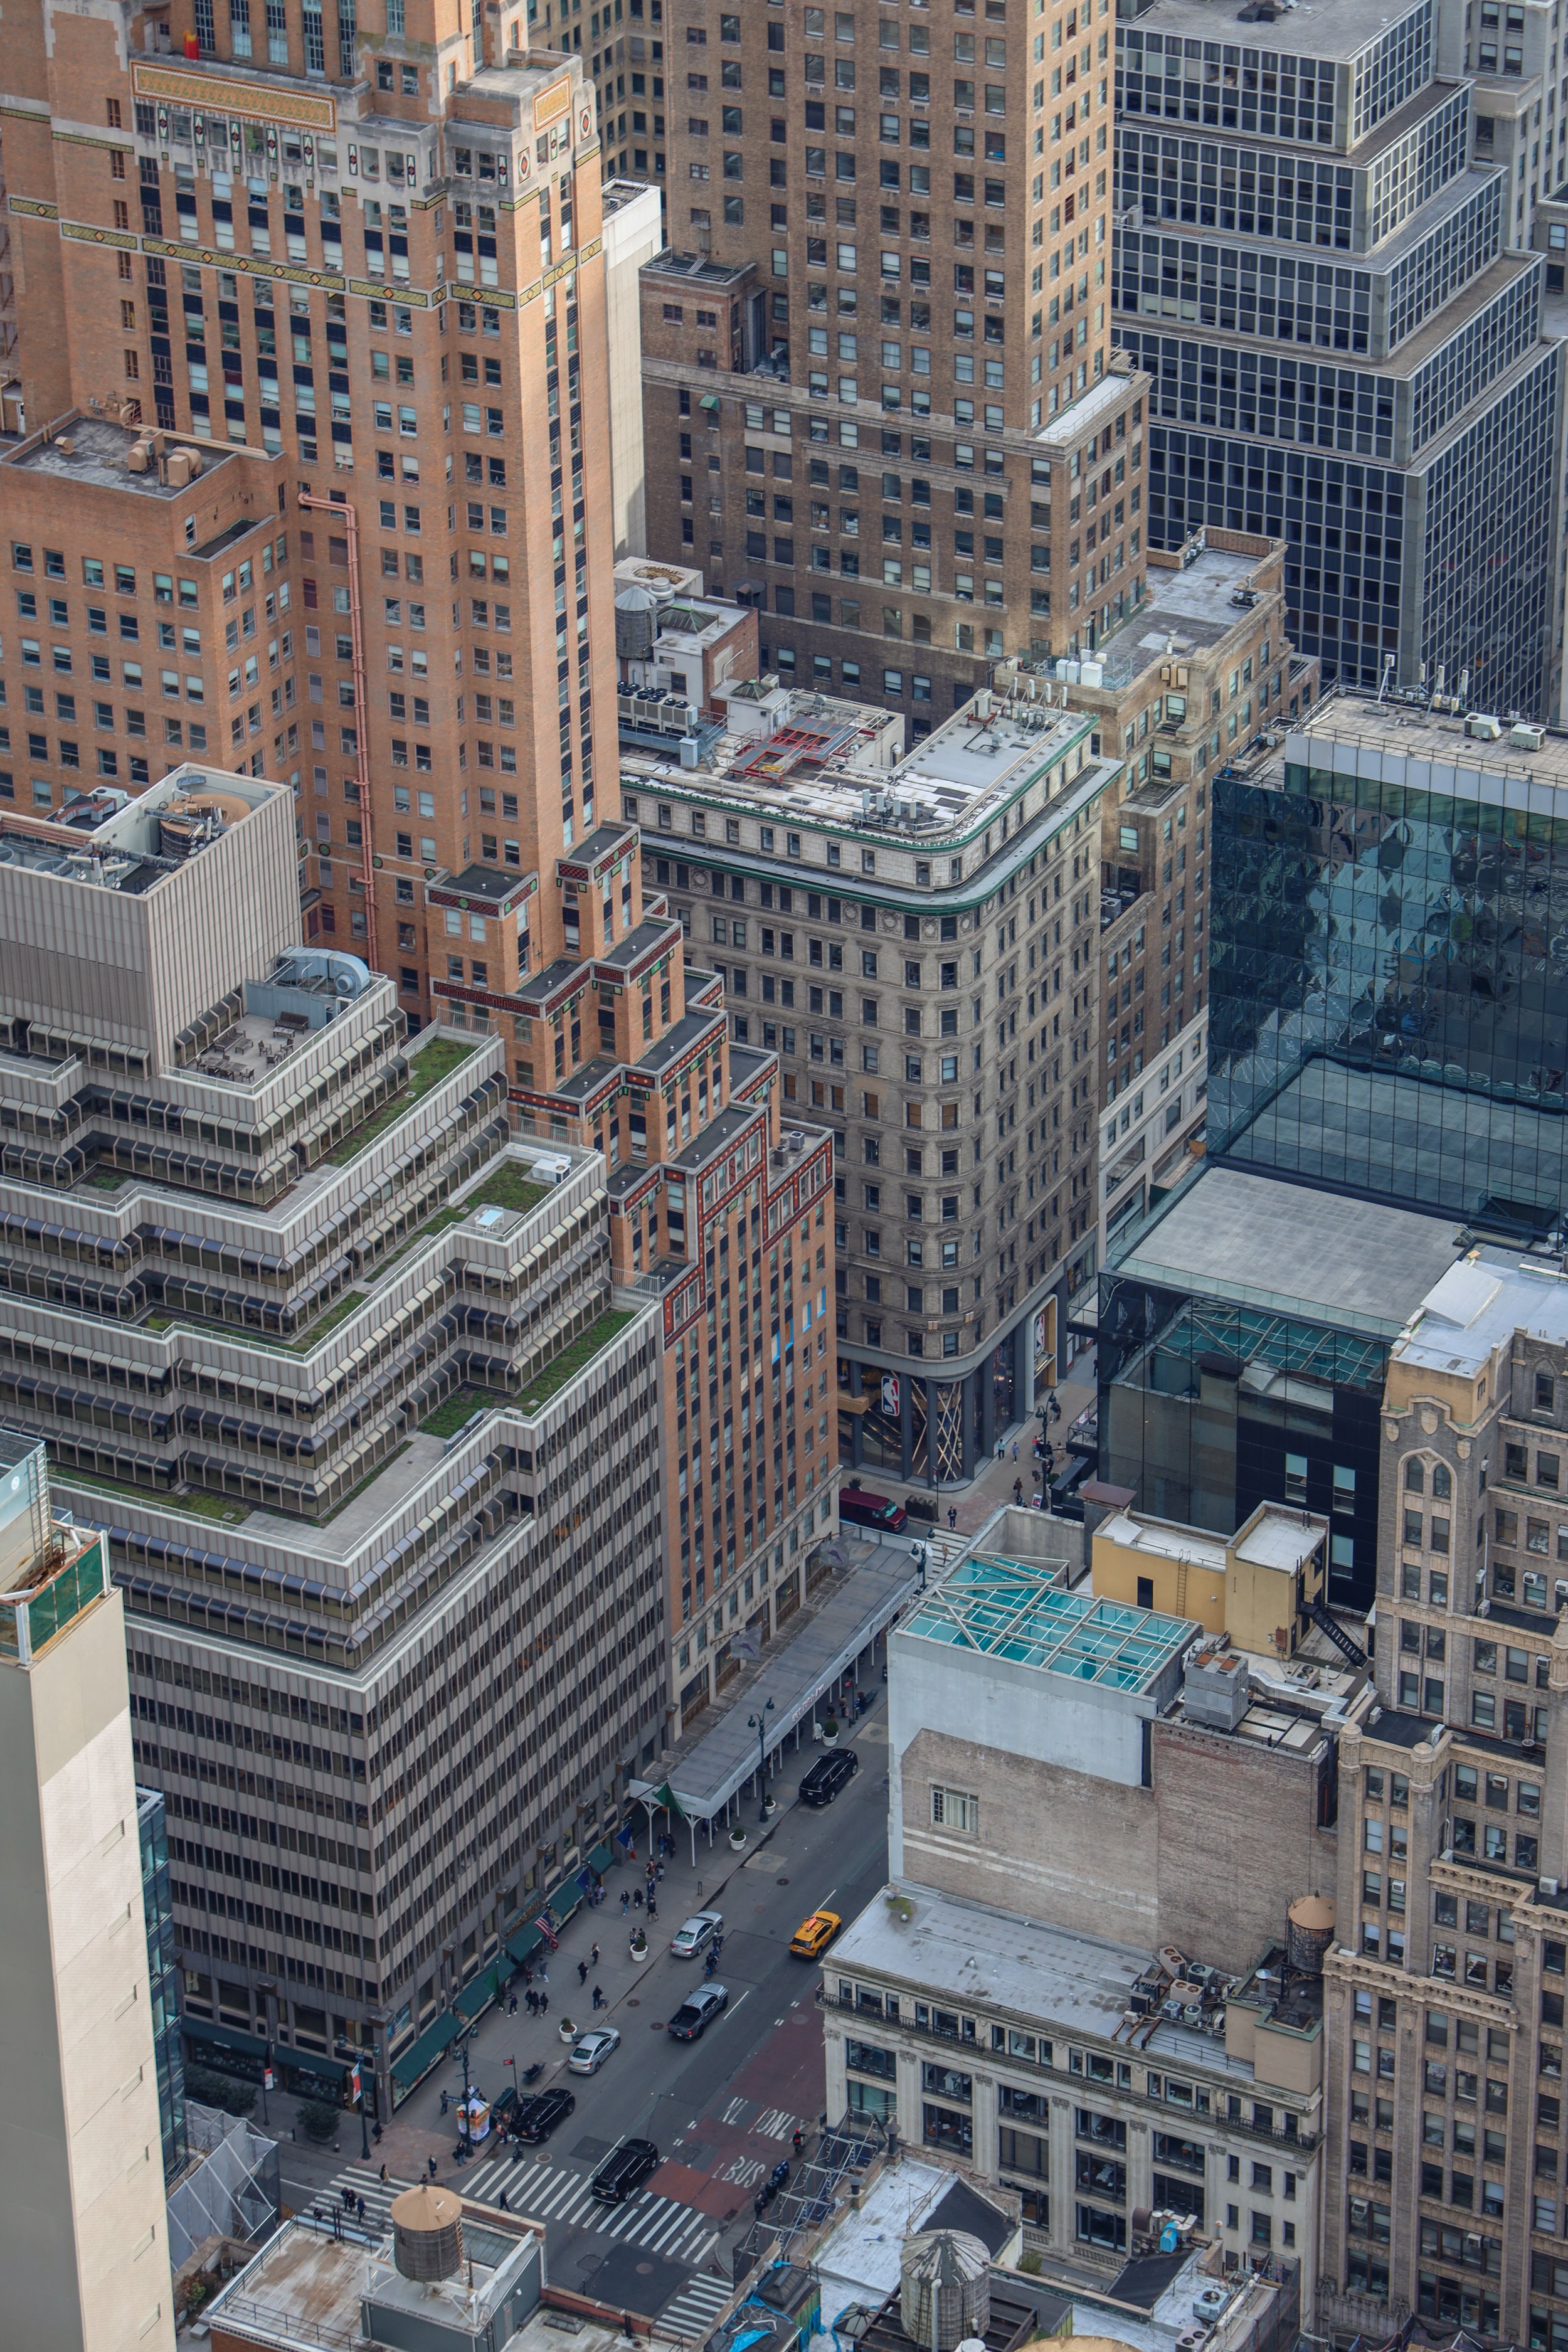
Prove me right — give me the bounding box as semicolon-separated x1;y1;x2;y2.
800;1748;860;1806
513;2086;576;2143
590;2137;660;2203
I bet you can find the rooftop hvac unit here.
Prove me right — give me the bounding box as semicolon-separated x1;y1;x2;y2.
1465;712;1503;740
1511;723;1546;750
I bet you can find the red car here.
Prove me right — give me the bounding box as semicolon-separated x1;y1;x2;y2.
837;1486;908;1534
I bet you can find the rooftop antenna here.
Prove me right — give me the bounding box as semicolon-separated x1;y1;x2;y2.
1376;655;1396;704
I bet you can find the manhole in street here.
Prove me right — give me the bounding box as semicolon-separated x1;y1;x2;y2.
650;2022;666;2031
636;2262;655;2275
776;1877;790;1886
627;1998;640;2006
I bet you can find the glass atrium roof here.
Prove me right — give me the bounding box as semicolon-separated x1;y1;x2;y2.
904;1555;1194;1692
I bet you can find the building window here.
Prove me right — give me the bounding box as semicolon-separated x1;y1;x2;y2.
930;1785;978;1834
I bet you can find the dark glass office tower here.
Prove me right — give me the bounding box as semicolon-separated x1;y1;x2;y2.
1113;0;1563;716
1209;697;1568;1234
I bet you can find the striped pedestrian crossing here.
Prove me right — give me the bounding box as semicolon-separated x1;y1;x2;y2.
316;2166;416;2238
656;2269;736;2342
325;2156;719;2269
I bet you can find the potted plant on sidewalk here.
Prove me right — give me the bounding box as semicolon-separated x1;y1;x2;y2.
558;2015;577;2044
820;1715;840;1749
728;1821;748;1850
629;1925;649;1960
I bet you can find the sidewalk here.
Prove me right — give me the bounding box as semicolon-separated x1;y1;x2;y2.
856;1353;1099;1537
351;1694;889;2194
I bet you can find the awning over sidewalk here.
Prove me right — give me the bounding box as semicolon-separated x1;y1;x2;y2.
454;1966;502;2022
666;1542;921;1821
391;2010;461;2090
183;2018;268;2061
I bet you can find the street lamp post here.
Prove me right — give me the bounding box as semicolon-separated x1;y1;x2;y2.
747;1696;775;1823
358;2047;371;2163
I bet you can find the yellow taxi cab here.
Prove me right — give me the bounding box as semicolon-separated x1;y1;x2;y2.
788;1907;842;1960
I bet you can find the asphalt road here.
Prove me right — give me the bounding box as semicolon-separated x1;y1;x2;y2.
276;1703;894;2215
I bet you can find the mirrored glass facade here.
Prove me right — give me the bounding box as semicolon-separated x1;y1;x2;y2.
138;1783;188;2183
1209;756;1568;1234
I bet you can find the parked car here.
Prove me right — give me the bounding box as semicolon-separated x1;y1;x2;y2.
669;1909;724;1957
667;1984;729;2041
512;2086;576;2143
837;1486;908;1534
788;1909;842;1959
568;2026;621;2075
590;2137;660;2204
800;1749;860;1807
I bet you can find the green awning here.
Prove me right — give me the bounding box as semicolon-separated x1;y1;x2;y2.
546;1880;583;1929
391;2011;460;2089
183;2018;268;2060
586;1840;615;1874
455;1966;501;2023
506;1922;544;1966
287;2050;351;2084
699;393;721;413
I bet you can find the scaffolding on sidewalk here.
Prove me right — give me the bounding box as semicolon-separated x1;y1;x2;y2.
730;2113;888;2284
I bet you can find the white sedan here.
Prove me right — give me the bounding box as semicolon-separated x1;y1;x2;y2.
568;2026;622;2075
669;1910;724;1958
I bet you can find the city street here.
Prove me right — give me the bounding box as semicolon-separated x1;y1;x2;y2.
275;1687;894;2325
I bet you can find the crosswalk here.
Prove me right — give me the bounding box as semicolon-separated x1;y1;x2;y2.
320;2156;720;2269
657;2270;736;2341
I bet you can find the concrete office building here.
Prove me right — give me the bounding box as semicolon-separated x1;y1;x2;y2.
0;1429;177;2352
1209;695;1568;1237
0;761;697;2119
1113;0;1564;716
1315;1244;1568;2349
601;179;665;559
638;0;1152;722
3;0;622;1022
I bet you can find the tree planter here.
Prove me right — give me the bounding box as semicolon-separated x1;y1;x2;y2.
558;2020;577;2043
762;1794;779;1818
629;1931;649;1960
820;1721;840;1749
728;1826;748;1850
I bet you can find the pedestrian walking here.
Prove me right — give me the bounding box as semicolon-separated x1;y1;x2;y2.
538;1961;548;1983
440;2089;450;2116
509;1994;518;2015
647;1895;657;1920
1012;1478;1023;1504
593;1984;606;2010
578;1958;589;1986
994;1436;1005;1461
499;2190;510;2212
1011;1439;1019;1461
590;1942;600;1967
428;2155;438;2180
379;2163;389;2184
539;1992;549;2016
620;1889;630;1916
947;1505;957;1529
342;2184;354;2211
633;1885;644;1909
356;2195;366;2223
655;1859;665;1880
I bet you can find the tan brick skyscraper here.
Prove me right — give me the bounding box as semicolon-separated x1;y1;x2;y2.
642;0;1150;724
2;0;615;1017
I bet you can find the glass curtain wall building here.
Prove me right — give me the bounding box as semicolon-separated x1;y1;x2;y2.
1209;698;1568;1234
1113;0;1562;714
137;1786;188;2185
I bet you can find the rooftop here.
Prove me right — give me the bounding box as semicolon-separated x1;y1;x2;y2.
1089;543;1275;692
814;2161;1015;2321
5;413;238;497
832;1882;1258;2080
1123;0;1428;70
1396;1247;1568;1379
0;768;283;897
1113;1164;1468;1337
645;246;755;287
1277;689;1568;792
904;1554;1195;1693
627;682;1094;844
1096;1509;1226;1575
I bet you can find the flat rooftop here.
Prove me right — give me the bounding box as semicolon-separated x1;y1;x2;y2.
628;684;1092;842
1123;0;1423;69
0;768;281;896
1233;1505;1327;1574
6;413;237;497
1096;1508;1226;1574
904;1554;1195;1693
1396;1248;1568;1379
1113;1163;1468;1337
832;1883;1254;2079
1276;691;1568;792
1091;546;1271;691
